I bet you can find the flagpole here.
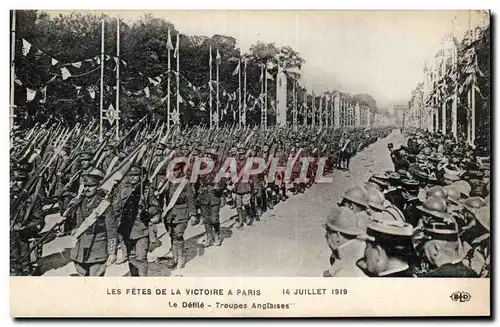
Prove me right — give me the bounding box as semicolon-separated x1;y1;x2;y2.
312;91;315;127
260;65;264;128
115;17;120;141
176;33;180;128
238;58;242;128
303;89;307;127
319;95;323;129
264;64;268;129
99;19;104;143
216;49;220;129
209;45;213;129
243;59;247;127
10;10;15;142
292;80;297;130
167;30;171;131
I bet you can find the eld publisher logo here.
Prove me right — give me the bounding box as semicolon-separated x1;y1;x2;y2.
450;291;471;302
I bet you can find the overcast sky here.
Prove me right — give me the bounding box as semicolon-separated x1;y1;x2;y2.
47;10;489;109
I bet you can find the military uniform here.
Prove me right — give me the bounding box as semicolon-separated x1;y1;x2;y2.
162;162;196;269
10;169;46;276
195;148;225;247
115;166;160;276
233;148;253;228
69;168;118;276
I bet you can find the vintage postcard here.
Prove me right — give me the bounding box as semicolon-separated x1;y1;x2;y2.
9;9;490;317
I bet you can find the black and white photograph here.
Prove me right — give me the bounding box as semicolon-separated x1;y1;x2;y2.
8;8;491;317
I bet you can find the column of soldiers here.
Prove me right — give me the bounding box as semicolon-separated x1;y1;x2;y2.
324;129;490;278
10;120;393;276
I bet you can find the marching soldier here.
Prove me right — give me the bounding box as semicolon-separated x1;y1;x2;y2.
10;167;46;276
233;147;253;228
249;145;266;220
115;165;161;276
196;148;225;247
69;168;118;277
161;161;197;270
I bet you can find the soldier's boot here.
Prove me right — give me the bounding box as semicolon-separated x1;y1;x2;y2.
299;182;306;193
245;205;254;226
165;240;178;269
234;208;245;229
281;186;288;201
293;183;299;195
213;223;222;246
203;223;215;247
266;189;274;210
177;242;186;269
255;196;263;221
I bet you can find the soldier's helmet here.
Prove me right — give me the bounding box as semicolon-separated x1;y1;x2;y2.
461;196;486;215
82;168;105;186
237;147;247;155
324;206;368;236
417;197;449;220
443;186;461;205
366;189;385;211
426;186;447;199
475;206;490;232
416;154;426;163
421;147;432;156
341;186;369;208
452;180;472;198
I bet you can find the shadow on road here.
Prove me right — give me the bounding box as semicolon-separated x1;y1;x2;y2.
36;247;71;275
149;224;234;276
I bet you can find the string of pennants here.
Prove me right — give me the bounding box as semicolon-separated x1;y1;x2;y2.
18;37;285;115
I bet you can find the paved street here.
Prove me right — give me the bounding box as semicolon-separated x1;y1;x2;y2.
39;129;404;277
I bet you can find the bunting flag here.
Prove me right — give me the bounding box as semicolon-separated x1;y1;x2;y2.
171;111;180;124
40;86;47;104
232;62;240;76
216;48;221;65
160;95;168;103
96;57;101;65
148;77;160;86
188;100;195;107
106;104;117;125
75;85;82;96
259;70;263;82
51;58;59;66
61;67;72;80
178;94;184;103
88;87;96;99
26;88;36;102
22;39;31;56
166;29;174;51
144;86;150;98
71;62;82;68
121;60;127;67
173;33;179;59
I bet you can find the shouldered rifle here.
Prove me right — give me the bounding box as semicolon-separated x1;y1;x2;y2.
69;139;150;248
